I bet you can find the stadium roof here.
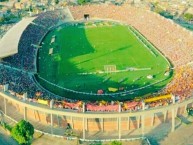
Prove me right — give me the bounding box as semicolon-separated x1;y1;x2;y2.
0;17;36;58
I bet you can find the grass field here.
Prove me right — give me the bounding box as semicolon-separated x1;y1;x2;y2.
37;21;173;101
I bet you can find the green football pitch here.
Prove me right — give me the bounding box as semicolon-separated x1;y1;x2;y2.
37;21;173;101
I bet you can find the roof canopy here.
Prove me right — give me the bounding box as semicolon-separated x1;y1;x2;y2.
0;17;36;58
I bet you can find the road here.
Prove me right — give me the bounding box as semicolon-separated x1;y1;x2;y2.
0;127;18;145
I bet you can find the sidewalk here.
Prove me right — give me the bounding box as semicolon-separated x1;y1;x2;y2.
0;126;18;145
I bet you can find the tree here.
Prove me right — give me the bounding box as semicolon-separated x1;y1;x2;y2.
55;0;59;5
0;17;5;23
77;0;90;5
29;5;33;12
11;120;34;145
183;13;193;21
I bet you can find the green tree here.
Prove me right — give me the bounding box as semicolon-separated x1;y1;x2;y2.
29;5;33;12
55;0;59;5
11;120;34;145
0;17;5;23
110;141;122;145
77;0;90;5
183;13;193;21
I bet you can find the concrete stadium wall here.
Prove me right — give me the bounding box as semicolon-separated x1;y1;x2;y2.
0;91;193;140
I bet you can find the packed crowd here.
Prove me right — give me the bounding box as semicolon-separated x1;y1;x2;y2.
0;65;50;99
33;10;66;29
3;24;46;72
69;4;193;67
164;66;193;101
2;10;65;72
0;63;175;112
1;4;193;112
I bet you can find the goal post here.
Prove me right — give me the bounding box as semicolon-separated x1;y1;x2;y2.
104;65;117;73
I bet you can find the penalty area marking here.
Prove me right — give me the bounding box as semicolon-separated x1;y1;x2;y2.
128;26;157;57
77;67;151;75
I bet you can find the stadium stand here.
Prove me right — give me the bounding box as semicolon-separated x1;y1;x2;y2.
2;10;66;72
0;4;193;113
69;4;193;67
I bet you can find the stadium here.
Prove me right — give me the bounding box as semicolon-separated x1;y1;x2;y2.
0;4;193;141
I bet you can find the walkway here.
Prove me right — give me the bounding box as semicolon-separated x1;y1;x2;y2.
160;117;193;145
0;127;18;145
